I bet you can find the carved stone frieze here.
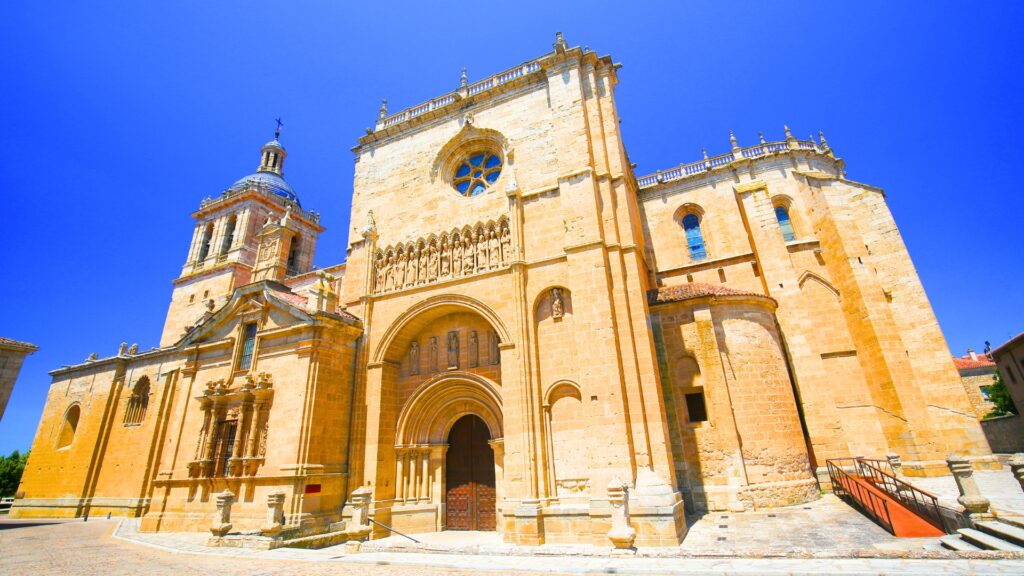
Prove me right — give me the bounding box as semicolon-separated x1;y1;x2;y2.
373;217;512;294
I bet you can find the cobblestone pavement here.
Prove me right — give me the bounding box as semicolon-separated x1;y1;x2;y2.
909;469;1024;517
2;517;1024;576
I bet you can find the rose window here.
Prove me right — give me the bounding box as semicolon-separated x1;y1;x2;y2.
453;152;502;196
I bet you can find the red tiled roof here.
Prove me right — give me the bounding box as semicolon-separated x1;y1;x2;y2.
647;283;764;305
952;354;996;370
0;336;38;351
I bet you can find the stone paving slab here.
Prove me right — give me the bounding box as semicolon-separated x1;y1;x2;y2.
2;518;1024;575
909;469;1024;518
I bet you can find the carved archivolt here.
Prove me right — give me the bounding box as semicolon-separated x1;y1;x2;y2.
373;217;511;294
395;372;502;445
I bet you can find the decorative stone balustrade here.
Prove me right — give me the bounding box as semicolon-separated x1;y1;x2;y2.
377;62;543;132
199;182;321;224
636;136;831;189
373;218;511;295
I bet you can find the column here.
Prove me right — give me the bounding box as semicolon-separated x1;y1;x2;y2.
419;447;430;502
395;447;406;502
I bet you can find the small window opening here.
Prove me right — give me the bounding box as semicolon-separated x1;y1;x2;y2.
57;405;81;449
123;376;150;426
287;236;302;274
685;392;708;423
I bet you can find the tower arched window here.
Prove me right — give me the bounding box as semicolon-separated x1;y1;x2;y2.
197;223;214;261
682;213;707;261
57;404;80;449
123;376;150;426
287;235;302;274
219;216;237;256
775;205;796;242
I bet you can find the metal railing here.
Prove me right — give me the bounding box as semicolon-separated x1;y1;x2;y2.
367;517;421;543
827;459;894;535
855;458;949;533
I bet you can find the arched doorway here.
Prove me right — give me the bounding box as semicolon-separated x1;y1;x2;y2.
445;414;496;531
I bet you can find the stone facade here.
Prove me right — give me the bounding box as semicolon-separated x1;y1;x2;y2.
12;36;994;547
0;337;38;422
952;350;998;418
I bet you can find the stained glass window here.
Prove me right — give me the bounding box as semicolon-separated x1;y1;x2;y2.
453;151;502;196
775;205;796;242
682;213;706;261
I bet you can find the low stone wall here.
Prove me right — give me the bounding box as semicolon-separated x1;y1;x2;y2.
981;414;1024;454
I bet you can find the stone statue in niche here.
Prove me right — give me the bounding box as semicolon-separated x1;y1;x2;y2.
429;336;438;373
428;244;438;281
489;330;500;365
384;253;394;291
440;237;450;277
409;341;420;375
417;246;426;285
447;330;460;369
375;254;385;292
453;236;463;276
468;330;479;368
397;251;408;289
489;228;499;269
500;223;511;264
464;236;475;274
551;288;564;319
476;230;486;270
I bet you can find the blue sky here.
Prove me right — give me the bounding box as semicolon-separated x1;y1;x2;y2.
2;2;1022;453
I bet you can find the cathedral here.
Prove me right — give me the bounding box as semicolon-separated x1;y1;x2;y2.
12;36;996;547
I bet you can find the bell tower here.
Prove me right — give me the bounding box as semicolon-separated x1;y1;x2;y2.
159;132;324;347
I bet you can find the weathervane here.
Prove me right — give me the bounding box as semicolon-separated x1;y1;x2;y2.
274;117;284;140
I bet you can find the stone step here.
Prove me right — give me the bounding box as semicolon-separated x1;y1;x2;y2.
940;534;981;551
997;516;1024;530
957;528;1024;552
977;520;1024;548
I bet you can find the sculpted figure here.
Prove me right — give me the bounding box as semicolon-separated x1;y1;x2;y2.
468;330;479;368
464;237;474;274
551;287;564;319
500;223;511;264
476;230;486;270
407;248;416;286
397;251;407;289
489;331;500;365
384;254;394;291
453;236;463;276
427;244;438;281
409;341;420;375
447;330;460;369
375;254;385;292
489;228;499;268
429;336;439;373
440;237;450;277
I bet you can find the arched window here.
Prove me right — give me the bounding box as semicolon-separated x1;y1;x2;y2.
286;235;301;273
775;205;796;242
123;376;150;426
682;213;707;261
57;404;80;449
219;215;237;256
197;223;214;261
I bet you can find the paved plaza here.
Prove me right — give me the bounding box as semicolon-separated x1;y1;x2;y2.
3;469;1023;575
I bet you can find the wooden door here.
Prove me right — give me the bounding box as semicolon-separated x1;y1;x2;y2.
445;415;496;531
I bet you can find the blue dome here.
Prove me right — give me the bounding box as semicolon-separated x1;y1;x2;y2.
229;172;301;206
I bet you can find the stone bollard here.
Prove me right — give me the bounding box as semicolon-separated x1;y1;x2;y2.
607;480;636;550
946;454;991;519
886;454;903;477
210;489;235;536
348;486;373;531
261;490;286;536
1009;454;1024;493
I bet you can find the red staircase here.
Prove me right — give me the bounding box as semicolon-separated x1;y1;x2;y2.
827;458;947;537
